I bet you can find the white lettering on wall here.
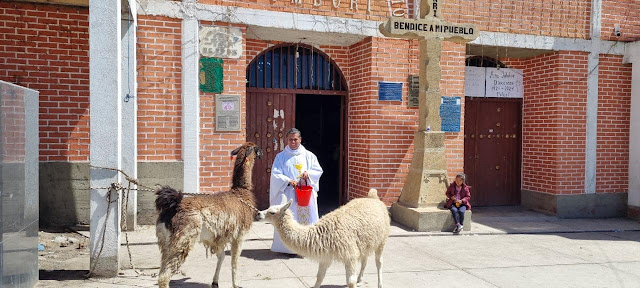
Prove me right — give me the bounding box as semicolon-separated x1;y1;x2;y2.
390;0;406;17
263;0;406;15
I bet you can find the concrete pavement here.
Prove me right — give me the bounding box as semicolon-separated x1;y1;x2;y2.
37;206;640;288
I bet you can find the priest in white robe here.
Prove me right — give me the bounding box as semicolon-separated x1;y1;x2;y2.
269;128;323;254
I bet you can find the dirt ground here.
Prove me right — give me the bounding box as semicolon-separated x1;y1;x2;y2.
38;228;90;272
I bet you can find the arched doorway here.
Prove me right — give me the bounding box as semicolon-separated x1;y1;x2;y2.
464;56;522;206
246;44;348;212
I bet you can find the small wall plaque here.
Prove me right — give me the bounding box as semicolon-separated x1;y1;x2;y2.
215;94;241;131
200;57;223;94
408;75;419;108
199;26;243;59
378;81;403;101
440;96;461;132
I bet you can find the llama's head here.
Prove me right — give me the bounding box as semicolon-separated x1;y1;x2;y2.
256;196;292;222
231;142;263;167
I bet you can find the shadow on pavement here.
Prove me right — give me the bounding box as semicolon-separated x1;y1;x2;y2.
170;277;211;287
234;248;302;261
39;269;88;281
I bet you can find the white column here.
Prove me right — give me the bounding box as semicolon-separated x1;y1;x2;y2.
625;41;640;209
585;0;602;194
182;0;200;193
121;4;137;231
89;0;122;277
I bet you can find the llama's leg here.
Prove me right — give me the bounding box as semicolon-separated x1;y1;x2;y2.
375;245;384;288
211;250;225;288
356;257;367;286
158;249;192;288
230;238;244;288
345;260;357;288
313;261;330;288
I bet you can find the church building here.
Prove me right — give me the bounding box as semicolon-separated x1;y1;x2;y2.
1;0;639;225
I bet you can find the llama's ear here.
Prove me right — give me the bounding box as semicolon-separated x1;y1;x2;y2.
281;199;293;212
279;195;288;205
230;146;242;156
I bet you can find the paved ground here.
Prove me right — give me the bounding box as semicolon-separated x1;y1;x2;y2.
37;206;640;288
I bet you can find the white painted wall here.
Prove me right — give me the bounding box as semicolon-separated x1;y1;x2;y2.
585;0;602;194
625;41;640;208
182;0;200;194
89;0;122;277
121;10;137;230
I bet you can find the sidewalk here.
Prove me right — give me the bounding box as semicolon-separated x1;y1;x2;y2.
37;207;640;288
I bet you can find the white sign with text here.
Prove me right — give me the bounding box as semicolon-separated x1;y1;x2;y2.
485;67;523;98
464;66;485;97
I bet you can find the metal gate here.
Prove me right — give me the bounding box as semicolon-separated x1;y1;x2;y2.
464;97;522;206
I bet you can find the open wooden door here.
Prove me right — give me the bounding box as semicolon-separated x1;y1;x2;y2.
246;92;295;209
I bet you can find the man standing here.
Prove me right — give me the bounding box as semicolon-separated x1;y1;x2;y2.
269;128;323;254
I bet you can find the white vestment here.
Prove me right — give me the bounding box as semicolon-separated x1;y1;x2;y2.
269;144;323;254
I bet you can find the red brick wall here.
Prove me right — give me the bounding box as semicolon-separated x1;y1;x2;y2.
346;37;375;200
345;37;465;204
137;16;182;162
597;55;631;193
0;2;89;162
601;0;640;41
444;0;591;39
1;83;26;162
522;51;588;195
199;23;248;192
441;41;467;181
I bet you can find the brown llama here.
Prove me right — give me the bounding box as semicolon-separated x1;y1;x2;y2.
155;142;263;288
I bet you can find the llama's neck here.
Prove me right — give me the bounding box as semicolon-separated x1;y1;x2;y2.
274;211;314;256
231;163;253;190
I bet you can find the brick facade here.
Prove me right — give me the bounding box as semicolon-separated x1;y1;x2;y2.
521;51;589;195
137;15;183;162
597;55;631;193
1;1;635;218
1;2;89;162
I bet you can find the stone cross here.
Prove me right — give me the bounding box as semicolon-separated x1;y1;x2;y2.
379;0;478;219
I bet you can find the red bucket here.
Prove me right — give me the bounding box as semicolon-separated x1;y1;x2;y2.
295;185;313;207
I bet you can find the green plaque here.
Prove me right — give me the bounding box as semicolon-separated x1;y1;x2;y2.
199;57;223;93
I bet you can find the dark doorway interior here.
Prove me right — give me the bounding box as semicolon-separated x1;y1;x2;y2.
295;94;341;215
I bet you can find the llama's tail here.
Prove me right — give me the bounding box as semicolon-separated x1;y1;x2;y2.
155;186;183;230
367;188;379;199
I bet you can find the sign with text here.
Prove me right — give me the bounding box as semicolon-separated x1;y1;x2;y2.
199;57;223;94
199;26;243;59
464;67;523;98
464;66;485;97
408;75;419;107
378;81;403;101
485;67;523;98
215;94;241;132
440;96;460;132
380;17;478;42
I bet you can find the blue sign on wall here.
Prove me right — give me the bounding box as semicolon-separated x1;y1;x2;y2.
378;82;403;101
440;96;461;132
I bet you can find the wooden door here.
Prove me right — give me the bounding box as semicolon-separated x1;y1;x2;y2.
464;97;522;206
246;92;295;209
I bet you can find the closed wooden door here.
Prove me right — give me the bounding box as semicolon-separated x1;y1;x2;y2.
464;97;522;206
246;92;295;209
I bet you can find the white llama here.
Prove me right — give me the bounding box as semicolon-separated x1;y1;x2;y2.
257;188;390;288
